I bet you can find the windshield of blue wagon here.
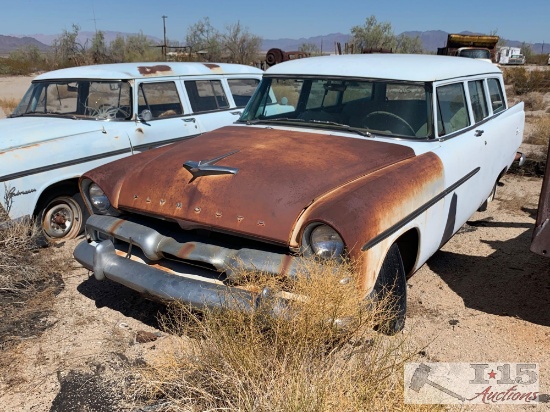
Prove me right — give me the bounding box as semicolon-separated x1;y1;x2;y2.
240;77;432;138
11;80;132;120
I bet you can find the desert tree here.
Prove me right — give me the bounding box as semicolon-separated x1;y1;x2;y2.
51;24;85;67
89;30;109;64
299;43;322;56
124;32;160;62
185;17;223;61
223;21;262;64
109;34;126;62
395;33;423;54
351;15;396;52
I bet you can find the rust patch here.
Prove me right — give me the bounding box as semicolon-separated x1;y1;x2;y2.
108;218;126;234
175;243;196;259
278;255;294;276
136;128;144;134
137;65;173;76
203;63;221;71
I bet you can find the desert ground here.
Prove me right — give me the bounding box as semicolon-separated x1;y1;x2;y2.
1;74;549;411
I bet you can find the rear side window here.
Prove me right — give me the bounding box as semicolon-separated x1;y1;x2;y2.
487;78;505;114
138;81;183;119
436;83;470;136
227;79;259;107
185;80;230;113
468;80;489;123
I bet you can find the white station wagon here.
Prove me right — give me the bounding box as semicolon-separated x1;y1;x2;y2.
73;54;524;333
0;62;262;240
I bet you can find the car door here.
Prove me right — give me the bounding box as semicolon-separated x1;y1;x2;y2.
431;81;488;240
183;78;245;133
130;79;201;153
469;77;524;196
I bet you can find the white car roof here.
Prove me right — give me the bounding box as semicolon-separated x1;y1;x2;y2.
265;54;501;82
34;62;263;81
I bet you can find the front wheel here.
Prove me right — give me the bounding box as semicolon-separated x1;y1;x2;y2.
38;193;88;241
370;243;407;335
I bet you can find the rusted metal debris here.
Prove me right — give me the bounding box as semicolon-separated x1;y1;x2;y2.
265;48;310;66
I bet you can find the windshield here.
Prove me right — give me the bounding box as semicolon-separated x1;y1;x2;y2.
458;49;491;60
240;77;433;138
11;80;132;120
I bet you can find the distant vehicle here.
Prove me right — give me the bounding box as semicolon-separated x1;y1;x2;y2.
0;62;263;240
497;47;526;65
437;34;499;63
265;48;310;66
74;54;524;334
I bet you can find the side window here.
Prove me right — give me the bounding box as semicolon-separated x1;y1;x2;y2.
468;80;489;123
306;79;340;109
436;83;470;136
138;81;183;119
341;81;373;103
227;79;259;108
487;78;505;114
185;80;230;113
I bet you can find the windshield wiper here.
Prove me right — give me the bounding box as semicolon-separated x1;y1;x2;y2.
243;117;372;137
245;117;306;125
307;120;372;137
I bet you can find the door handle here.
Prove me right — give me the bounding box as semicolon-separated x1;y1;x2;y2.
475;129;484;137
230;111;242;116
183;118;196;123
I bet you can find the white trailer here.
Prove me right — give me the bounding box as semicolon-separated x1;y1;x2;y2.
497;47;526;65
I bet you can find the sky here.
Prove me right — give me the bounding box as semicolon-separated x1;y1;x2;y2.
1;0;548;44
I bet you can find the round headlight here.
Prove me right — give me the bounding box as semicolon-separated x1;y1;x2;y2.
310;225;344;259
89;183;111;213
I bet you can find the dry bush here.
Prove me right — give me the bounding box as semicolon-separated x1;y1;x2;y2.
133;260;441;412
525;116;550;146
503;67;550;95
0;97;19;116
0;217;66;357
522;92;547;111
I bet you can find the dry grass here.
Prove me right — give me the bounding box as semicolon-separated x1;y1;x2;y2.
133;260;442;411
0;97;18;116
525;116;550;146
0;217;66;374
522;92;547;111
503;67;550;95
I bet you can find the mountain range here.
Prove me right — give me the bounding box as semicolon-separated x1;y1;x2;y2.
1;30;548;55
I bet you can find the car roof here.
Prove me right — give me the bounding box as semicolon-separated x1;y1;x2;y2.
34;62;263;81
265;54;502;82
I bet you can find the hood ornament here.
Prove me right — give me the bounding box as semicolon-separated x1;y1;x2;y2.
183;150;239;181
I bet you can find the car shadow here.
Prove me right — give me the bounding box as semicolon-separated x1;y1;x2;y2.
77;276;167;330
426;220;550;327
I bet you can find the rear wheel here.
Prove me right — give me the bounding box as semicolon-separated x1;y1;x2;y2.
38;193;88;241
370;243;407;335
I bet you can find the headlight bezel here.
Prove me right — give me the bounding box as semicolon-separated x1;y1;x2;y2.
80;178;120;216
301;223;345;260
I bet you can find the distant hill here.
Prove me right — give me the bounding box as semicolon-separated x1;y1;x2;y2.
21;31;162;47
0;35;49;54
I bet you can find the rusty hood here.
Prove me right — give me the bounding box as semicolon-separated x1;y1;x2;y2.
87;126;415;243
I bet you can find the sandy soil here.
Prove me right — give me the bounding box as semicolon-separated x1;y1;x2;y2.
1;75;549;411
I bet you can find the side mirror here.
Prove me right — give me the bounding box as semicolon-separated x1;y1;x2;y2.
139;109;153;122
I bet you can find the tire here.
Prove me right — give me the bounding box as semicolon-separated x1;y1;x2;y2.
38;192;89;241
370;243;407;335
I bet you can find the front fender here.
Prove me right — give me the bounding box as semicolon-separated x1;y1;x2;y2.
291;151;445;292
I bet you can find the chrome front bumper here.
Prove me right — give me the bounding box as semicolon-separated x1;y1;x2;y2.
73;214;299;312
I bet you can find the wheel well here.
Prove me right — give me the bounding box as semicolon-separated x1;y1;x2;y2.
33;179;80;217
394;228;419;278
